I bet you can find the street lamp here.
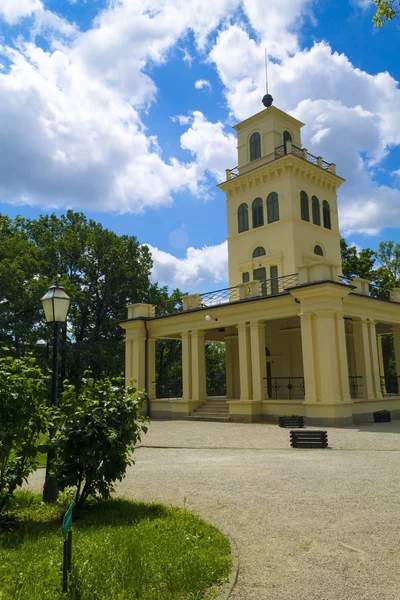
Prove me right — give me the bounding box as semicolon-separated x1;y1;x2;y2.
41;283;71;503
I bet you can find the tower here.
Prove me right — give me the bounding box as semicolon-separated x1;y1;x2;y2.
218;104;345;289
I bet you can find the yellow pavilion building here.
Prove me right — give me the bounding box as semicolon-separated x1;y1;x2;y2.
121;100;400;426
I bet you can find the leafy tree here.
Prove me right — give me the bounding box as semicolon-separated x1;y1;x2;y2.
373;0;399;26
206;343;226;396
0;355;49;512
340;238;375;280
54;374;147;508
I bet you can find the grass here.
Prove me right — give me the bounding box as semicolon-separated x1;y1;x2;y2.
0;492;232;600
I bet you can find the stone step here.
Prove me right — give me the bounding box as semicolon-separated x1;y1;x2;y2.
185;415;231;422
194;406;229;413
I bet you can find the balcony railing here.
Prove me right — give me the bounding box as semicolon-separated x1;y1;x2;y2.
155;273;299;316
349;376;363;399
264;377;305;400
226;143;335;180
156;379;182;399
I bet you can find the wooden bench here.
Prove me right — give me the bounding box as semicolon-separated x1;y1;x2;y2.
279;416;304;428
290;430;328;448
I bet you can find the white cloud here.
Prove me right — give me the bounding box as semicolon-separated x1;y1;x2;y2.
195;79;211;90
0;0;42;23
148;241;228;289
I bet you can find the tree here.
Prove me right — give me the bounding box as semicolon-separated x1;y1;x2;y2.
206;343;226;396
54;374;147;508
0;355;49;511
373;0;399;26
340;238;375;280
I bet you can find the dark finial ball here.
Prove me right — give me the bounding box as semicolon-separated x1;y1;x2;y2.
262;94;273;108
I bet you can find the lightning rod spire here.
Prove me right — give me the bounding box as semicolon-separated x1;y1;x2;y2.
262;46;273;108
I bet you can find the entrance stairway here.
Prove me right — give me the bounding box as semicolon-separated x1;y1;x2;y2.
186;398;231;422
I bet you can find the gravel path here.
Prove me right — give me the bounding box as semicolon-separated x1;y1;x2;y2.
28;421;400;600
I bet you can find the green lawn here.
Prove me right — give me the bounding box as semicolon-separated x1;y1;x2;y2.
0;492;231;600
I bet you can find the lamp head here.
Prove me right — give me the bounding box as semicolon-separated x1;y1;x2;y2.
41;283;71;324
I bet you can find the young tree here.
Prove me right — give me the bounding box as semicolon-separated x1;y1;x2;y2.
0;355;49;511
54;374;147;509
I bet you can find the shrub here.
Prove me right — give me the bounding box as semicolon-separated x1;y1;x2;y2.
0;355;49;512
54;374;147;508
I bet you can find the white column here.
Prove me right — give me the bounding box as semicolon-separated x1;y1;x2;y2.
377;334;386;394
191;330;206;402
353;319;374;400
299;312;317;403
147;338;156;400
182;332;192;401
225;336;234;399
313;310;341;404
250;321;266;401
335;312;351;402
131;336;146;390
393;326;400;379
368;320;382;399
237;323;252;400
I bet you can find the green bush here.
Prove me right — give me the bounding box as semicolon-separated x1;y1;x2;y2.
54;374;147;508
0;355;49;512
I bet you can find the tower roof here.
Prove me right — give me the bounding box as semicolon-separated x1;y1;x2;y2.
233;106;305;132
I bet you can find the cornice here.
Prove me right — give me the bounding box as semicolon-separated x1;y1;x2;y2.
218;155;345;198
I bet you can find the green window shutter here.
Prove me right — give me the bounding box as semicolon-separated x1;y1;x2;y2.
242;272;250;283
253;267;266;281
314;245;323;256
252;198;264;228
300;191;309;221
250;132;261;161
270;265;279;294
267;192;279;223
322;201;331;229
312;196;320;225
238;203;249;233
252;246;266;258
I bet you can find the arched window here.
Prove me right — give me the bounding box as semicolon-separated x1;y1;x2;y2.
314;245;324;256
252;197;264;228
312;196;320;226
283;130;292;143
267;192;279;223
300;191;309;222
238;203;249;233
250;132;261;161
252;246;266;258
322;200;331;229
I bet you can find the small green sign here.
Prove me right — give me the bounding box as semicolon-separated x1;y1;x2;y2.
62;504;73;538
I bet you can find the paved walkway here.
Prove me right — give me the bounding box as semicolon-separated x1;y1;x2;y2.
29;421;400;600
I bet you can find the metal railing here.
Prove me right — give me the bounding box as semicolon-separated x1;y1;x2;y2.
155;380;182;399
226;144;334;180
264;376;305;400
381;376;400;397
349;376;363;399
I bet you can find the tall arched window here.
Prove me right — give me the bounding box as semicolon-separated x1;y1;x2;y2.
238;203;249;233
322;200;331;229
312;196;320;226
252;197;264;228
283;131;292;143
250;132;261;161
300;191;309;221
267;192;279;223
252;246;266;258
314;245;324;256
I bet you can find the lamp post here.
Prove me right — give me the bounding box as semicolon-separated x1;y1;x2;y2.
41;283;71;503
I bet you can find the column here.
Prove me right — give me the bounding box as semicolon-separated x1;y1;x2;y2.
368;321;382;399
182;332;192;401
125;339;133;387
299;312;317;403
335;312;351;402
191;330;206;402
250;321;266;402
313;310;341;404
237;323;252;400
225;336;234;399
131;336;146;390
352;319;374;400
147;338;156;400
377;334;386;394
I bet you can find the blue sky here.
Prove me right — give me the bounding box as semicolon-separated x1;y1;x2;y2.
0;0;399;293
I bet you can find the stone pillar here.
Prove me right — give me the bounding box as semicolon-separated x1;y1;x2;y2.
237;323;252;400
182;332;192;402
313;310;343;403
299;312;317;403
191;330;206;402
352;319;374;400
250;321;266;401
147;338;156;400
393;326;400;378
377;334;386;394
368;321;382;399
225;336;234;399
335;312;351;403
130;336;146;390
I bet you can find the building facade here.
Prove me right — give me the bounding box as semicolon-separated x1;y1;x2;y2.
121;104;400;426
